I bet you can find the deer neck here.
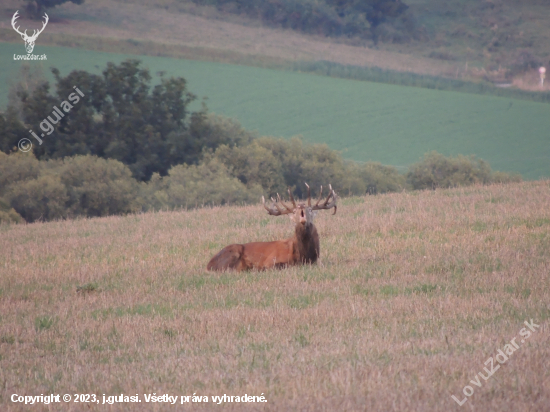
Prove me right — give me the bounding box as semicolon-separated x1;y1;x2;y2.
295;220;313;237
293;222;319;263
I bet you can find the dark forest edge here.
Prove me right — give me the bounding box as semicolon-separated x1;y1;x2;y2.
22;0;412;43
178;0;414;45
0;60;521;224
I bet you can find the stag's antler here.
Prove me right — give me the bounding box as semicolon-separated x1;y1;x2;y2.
263;184;338;216
262;195;294;216
276;191;294;213
261;185;302;216
310;183;338;215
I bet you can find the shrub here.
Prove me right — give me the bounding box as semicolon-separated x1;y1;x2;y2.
142;157;263;210
256;136;348;198
214;141;286;196
57;156;141;217
0;153;140;222
0;198;24;224
8;175;68;222
356;162;406;194
406;151;520;190
0;151;43;197
0;138;523;223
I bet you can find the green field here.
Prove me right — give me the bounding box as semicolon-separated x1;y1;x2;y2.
2;43;549;179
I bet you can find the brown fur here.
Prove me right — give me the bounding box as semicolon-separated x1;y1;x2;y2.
294;220;320;264
207;215;320;272
207;185;336;271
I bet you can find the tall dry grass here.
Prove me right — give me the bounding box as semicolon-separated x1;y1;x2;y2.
0;181;549;411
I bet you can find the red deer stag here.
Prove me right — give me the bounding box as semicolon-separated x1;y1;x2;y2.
207;184;337;271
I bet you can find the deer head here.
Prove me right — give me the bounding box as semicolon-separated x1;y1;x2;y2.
262;183;338;226
12;11;49;54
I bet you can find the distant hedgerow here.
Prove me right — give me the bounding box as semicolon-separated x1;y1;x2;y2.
406;151;521;190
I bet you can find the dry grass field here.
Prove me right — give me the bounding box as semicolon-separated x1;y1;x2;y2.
1;181;549;411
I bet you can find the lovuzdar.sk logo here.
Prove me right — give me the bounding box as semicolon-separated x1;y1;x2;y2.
11;10;48;61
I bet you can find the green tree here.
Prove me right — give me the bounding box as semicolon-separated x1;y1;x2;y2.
327;0;409;44
256;136;346;198
191;0;410;42
0;107;28;154
165;113;255;168
213;141;286;196
10;60;200;181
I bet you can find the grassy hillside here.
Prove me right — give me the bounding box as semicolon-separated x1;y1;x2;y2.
0;181;549;410
2;43;549;179
404;0;550;71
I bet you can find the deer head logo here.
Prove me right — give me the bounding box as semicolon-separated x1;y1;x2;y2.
11;11;49;54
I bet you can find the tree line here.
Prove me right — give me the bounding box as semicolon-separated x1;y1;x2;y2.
21;0;414;45
190;0;415;44
0;60;521;223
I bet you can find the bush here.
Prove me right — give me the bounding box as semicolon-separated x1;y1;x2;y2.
142;157;263;210
255;136;347;198
355;162;406;194
0;198;24;224
214;141;286;196
406;151;521;190
0;153;140;222
0;151;43;197
8;175;68;222
0;135;524;223
25;0;84;19
57;156;141;217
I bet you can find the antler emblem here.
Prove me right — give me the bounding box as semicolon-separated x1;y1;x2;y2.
12;10;49;54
